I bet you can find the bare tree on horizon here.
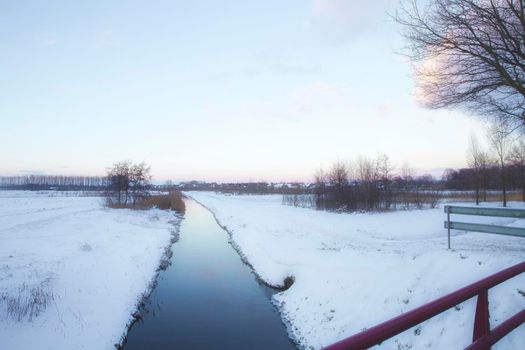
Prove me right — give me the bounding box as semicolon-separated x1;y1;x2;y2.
488;122;513;206
468;134;485;204
509;137;525;200
106;161;152;207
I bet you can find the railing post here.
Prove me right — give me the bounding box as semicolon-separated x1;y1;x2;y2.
473;289;490;349
446;205;451;249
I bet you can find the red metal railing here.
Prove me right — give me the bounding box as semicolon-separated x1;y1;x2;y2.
323;262;525;350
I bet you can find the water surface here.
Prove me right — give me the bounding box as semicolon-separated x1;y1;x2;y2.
123;199;296;350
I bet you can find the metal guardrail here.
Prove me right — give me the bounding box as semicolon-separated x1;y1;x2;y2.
445;206;525;218
323;261;525;350
444;205;525;249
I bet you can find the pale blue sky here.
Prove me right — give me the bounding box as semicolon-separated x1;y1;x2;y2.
0;0;486;182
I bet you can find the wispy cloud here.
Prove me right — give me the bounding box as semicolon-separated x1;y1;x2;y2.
246;48;323;78
269;63;322;76
310;0;395;43
37;32;59;47
95;30;118;48
290;82;352;117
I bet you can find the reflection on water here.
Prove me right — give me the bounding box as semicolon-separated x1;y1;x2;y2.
123;199;296;350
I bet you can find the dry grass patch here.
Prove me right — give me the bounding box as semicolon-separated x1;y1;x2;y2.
0;278;55;322
446;191;523;203
142;191;186;213
105;190;185;213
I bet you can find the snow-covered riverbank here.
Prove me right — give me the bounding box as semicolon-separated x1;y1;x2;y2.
188;192;525;349
0;191;181;350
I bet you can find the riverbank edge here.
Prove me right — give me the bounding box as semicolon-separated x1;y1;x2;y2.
115;212;184;349
186;196;300;349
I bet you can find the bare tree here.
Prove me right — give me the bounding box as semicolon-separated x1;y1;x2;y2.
107;161;152;207
467;134;484;204
164;180;175;190
356;156;378;210
326;161;350;211
357;156;379;182
328;161;349;190
479;148;492;201
313;166;327;206
400;161;417;208
510;138;525;200
396;0;525;129
400;161;414;183
107;160;132;205
376;154;396;209
488;122;513;206
313;166;327;189
376;154;395;182
130;162;152;207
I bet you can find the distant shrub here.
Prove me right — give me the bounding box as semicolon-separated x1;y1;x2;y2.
283;189;443;212
137;190;186;213
282;194;315;208
80;242;93;252
106;190;185;213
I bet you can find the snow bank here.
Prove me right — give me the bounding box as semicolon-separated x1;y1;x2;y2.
0;191;181;350
188;192;525;349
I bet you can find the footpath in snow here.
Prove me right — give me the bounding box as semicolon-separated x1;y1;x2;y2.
188;192;525;350
0;191;181;350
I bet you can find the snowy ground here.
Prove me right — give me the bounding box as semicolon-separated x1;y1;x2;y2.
188;192;525;350
0;191;181;350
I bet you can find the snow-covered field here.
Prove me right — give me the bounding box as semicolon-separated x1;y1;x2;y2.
0;191;181;350
188;192;525;350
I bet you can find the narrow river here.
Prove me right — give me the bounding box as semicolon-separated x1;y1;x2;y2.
123;199;296;350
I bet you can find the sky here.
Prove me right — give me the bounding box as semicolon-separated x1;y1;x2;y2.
0;0;488;182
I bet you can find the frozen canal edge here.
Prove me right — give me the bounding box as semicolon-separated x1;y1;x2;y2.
121;199;297;350
116;212;183;348
0;193;184;350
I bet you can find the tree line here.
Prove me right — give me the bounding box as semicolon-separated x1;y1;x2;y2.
283;155;441;212
177;181;309;194
0;175;108;190
443;164;524;195
447;126;525;206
